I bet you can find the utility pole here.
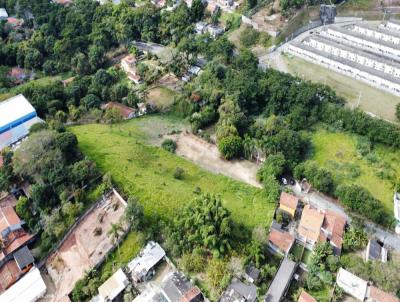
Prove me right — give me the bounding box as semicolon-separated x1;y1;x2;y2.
356;91;362;108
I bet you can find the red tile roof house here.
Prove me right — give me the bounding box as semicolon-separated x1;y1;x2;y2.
298;290;317;302
278;192;300;217
0;207;35;292
367;286;400;302
120;55;143;84
297;205;346;254
268;228;295;256
8;67;28;84
102;102;137;119
6;17;24;28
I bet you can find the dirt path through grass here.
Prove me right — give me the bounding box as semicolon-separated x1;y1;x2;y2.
174;133;262;188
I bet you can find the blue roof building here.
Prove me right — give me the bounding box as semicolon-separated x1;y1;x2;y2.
0;94;42;150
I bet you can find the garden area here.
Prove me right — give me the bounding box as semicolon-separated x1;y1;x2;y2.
310;128;400;214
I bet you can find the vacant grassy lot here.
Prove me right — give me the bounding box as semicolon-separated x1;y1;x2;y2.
146;86;178;111
70;115;274;234
282;55;400;122
311;129;399;213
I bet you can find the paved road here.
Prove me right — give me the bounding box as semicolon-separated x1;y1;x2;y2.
290;183;400;251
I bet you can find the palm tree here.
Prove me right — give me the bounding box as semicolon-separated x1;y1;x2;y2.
107;222;124;245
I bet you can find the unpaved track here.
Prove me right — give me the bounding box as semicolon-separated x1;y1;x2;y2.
175;134;262;188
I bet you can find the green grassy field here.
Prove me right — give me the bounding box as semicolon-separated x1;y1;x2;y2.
311;129;399;213
70;115;274;235
282;55;400;122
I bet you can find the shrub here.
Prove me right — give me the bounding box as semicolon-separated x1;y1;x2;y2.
173;167;185;179
240;27;260;48
217;135;243;159
161;139;177;153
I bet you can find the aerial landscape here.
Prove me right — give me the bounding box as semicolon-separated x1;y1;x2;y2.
0;0;399;301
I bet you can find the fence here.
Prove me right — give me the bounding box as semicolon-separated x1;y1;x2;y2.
37;189;118;269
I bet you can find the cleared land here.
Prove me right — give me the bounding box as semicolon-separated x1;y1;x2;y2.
69;115;274;233
281;55;400;122
173;133;262;188
146;86;178;111
311;129;400;213
43;192;127;302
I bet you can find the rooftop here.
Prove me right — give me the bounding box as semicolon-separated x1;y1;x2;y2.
0;260;20;293
265;258;296;302
220;279;257;302
279;192;299;213
98;268;129;302
0;95;36;131
13;246;34;271
351;23;400;40
268;228;295;254
336;268;368;301
0;267;47;302
366;239;387;262
298;205;324;243
161;271;201;302
367;286;400;302
322;210;346;248
127;241;166;281
0;8;8;19
103;102;136;119
298;290;317;302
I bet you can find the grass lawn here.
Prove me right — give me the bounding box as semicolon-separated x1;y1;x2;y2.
0;74;66;101
311;128;399;213
69;114;275;236
282;55;400;122
146;86;179;111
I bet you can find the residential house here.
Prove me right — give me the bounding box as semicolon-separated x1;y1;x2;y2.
132;285;166;302
265;258;297;302
0;193;17;208
298;290;317;302
207;24;224;38
102;102;137;120
161;271;203;302
0;206;34;264
367;286;400;302
121;55;142;84
365;239;388;263
297;205;346;253
127;241;166;283
151;0;166;7
8;67;28;85
195;21;208;35
336;268;368;301
320;210;346;255
0;8;8;19
0;267;47;302
220;279;257;302
278;192;299;217
182;66;202;82
297;205;325;247
95;269;129;302
267;228;295;256
137;102;147;116
244;265;260;284
6;17;24;28
0;94;43;150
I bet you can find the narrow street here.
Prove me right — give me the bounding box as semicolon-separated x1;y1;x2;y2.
290;183;400;251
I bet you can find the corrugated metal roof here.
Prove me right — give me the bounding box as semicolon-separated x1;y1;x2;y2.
0;116;43;150
98;269;129;301
0;95;36;130
0;267;46;302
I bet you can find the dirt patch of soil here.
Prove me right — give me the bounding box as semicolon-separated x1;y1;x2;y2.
173;133;262;188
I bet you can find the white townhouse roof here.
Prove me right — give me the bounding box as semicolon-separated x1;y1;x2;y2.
0;267;47;302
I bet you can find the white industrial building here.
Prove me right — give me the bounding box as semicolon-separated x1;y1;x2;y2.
286;20;400;96
0;267;47;302
0;95;43;150
321;26;400;59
